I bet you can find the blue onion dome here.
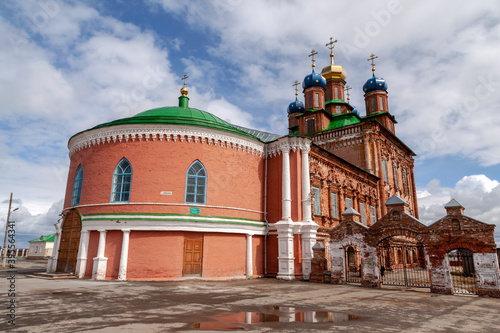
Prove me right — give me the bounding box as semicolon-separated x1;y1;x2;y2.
363;73;388;93
351;107;359;116
287;97;305;114
302;69;326;89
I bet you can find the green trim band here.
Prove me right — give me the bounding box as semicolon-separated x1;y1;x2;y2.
82;212;263;223
81;217;266;227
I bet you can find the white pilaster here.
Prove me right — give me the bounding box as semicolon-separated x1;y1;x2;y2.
301;148;312;223
275;220;295;280
92;229;108;280
301;223;319;280
75;230;90;278
246;234;253;278
118;229;131;281
281;144;292;222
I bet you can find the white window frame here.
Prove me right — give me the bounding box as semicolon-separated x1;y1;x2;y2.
331;192;338;219
312;186;321;215
371;205;376;224
360;202;366;224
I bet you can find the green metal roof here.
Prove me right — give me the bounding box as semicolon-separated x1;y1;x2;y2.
325;99;348;105
28;234;55;243
326;113;361;130
71;97;262;142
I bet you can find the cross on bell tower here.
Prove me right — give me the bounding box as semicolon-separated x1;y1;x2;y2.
367;54;378;73
293;80;300;97
325;37;338;65
309;49;318;69
345;85;352;103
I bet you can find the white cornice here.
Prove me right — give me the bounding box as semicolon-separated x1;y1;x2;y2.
80;218;266;235
68;124;266;157
267;137;311;158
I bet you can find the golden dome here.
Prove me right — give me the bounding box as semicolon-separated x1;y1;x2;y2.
180;86;189;96
321;54;347;80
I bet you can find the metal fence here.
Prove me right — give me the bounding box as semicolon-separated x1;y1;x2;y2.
379;244;430;288
448;249;477;295
345;246;361;283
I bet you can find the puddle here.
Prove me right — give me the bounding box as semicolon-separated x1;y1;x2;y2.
193;306;360;330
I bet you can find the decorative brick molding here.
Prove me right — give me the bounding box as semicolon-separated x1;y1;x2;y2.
68;124;266;157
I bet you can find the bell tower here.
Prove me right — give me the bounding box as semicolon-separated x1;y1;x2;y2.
363;54;395;133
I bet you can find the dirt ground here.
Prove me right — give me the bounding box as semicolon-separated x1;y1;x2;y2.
1;259;500;332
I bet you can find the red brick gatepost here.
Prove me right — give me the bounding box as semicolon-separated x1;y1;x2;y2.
425;199;500;296
310;243;327;283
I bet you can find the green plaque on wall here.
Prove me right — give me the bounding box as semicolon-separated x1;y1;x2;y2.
190;207;200;215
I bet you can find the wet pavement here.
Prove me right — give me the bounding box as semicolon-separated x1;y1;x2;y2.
1;259;500;332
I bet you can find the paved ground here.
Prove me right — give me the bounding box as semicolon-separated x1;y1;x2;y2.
1;259;500;332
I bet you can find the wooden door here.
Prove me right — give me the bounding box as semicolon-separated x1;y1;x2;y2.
183;238;203;276
56;210;81;273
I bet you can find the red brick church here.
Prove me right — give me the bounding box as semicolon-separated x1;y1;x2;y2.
47;39;494;288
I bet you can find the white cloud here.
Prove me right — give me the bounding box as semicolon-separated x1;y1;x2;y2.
418;174;500;246
0;0;257;244
151;0;500;165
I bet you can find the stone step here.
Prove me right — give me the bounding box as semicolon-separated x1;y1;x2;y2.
28;272;77;279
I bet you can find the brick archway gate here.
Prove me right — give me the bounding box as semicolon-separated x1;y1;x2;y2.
314;196;500;297
377;236;430;288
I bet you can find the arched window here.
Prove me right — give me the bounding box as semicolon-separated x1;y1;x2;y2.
111;158;132;202
185;161;207;204
71;165;83;206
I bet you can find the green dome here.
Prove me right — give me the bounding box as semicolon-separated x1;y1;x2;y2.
74;102;259;141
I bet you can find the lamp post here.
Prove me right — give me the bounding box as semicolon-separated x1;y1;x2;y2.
2;193;18;268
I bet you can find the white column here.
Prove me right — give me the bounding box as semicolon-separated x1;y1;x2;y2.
281;144;292;222
118;229;131;281
300;145;318;280
92;230;108;280
75;230;90;278
275;222;295;280
246;234;253;278
15;249;19;257
301;148;312;223
276;143;295;280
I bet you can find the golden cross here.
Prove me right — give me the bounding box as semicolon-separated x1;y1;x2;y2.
325;37;337;53
345;85;352;103
326;37;338;64
367;54;378;73
182;74;189;87
293;80;300;97
309;49;318;68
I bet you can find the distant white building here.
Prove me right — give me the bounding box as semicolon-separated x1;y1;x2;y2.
28;234;55;260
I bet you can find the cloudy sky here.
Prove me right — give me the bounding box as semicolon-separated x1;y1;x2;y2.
1;0;499;248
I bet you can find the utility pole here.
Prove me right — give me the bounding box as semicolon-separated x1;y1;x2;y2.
2;193;18;267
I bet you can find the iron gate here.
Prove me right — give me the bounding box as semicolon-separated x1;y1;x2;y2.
345;246;361;283
378;244;430;288
448;249;477;295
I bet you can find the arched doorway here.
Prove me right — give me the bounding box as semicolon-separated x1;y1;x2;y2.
447;249;477;295
378;236;429;287
345;246;361;283
56;210;81;273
